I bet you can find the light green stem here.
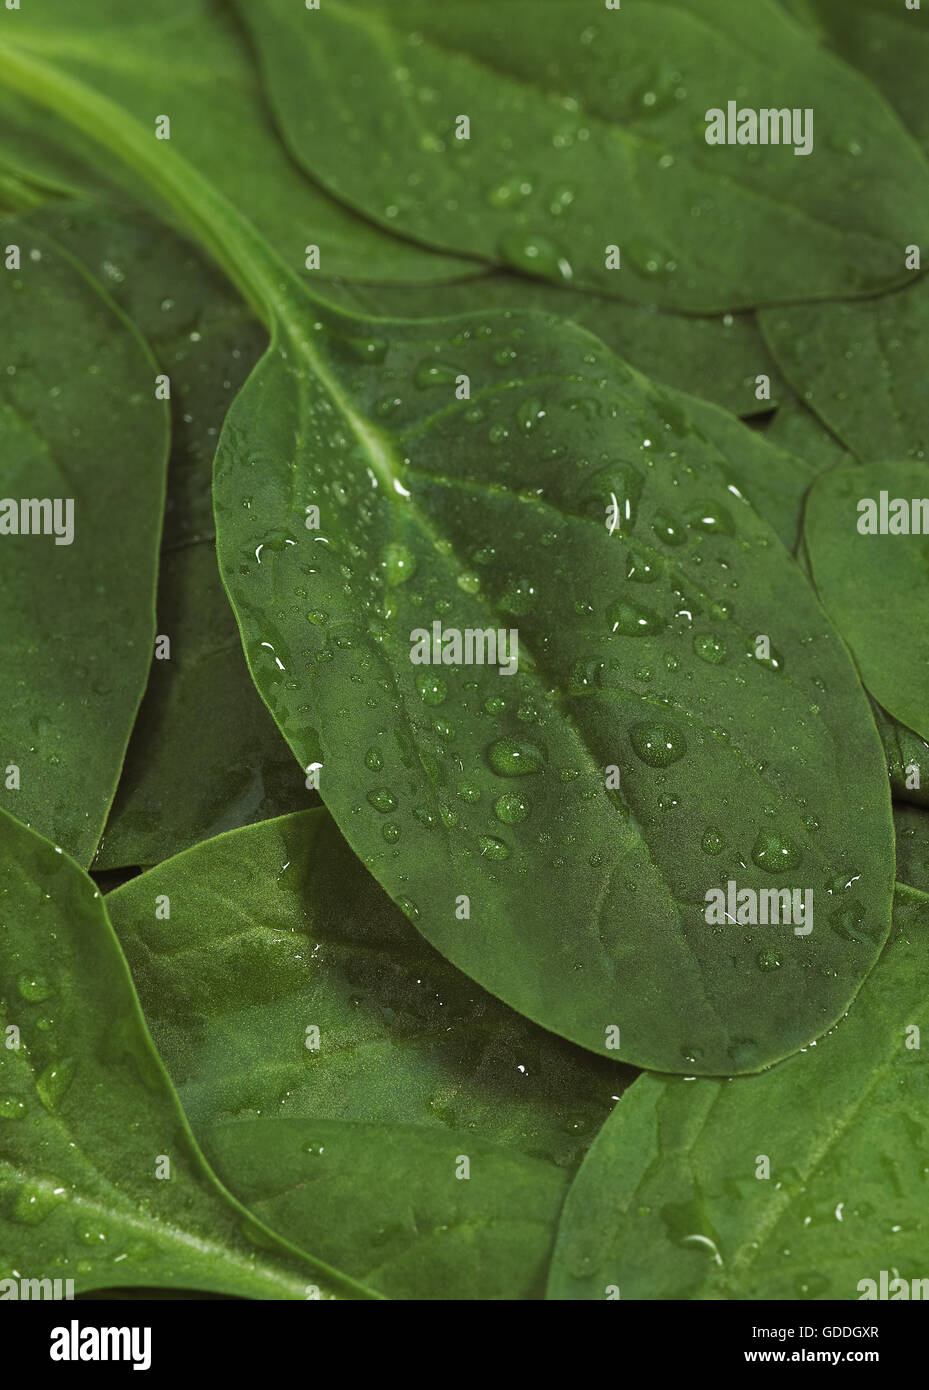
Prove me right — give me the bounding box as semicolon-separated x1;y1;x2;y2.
0;38;318;328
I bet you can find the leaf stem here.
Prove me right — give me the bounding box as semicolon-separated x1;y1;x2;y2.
0;38;314;329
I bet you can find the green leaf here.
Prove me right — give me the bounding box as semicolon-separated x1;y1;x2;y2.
758;388;858;473
0;809;370;1300
805;462;929;743
1;0;474;284
235;0;928;309
760;278;929;463
1;29;895;1073
661;389;816;551
782;0;929;156
213;294;894;1073
895;805;929;893
106;810;631;1300
872;704;929;812
24;203;310;868
338;276;784;420
547;862;929;1299
0;223;168;864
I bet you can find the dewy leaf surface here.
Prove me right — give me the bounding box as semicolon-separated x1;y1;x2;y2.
760;278;929;464
107;810;632;1300
213;295;894;1074
0;32;895;1072
805;462;929;744
236;0;928;309
547;841;929;1300
0;809;370;1300
0;223;168;865
782;0;929;157
0;0;474;284
338;276;784;420
23;203;310;868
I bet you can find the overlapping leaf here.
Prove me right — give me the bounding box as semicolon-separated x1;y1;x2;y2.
548;814;929;1299
236;0;929;309
0;809;369;1300
0;222;167;863
761;278;929;464
22;203;310;867
805;462;929;743
107;810;632;1299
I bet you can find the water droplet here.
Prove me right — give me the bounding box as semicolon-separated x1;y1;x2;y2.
487;737;544;776
757;949;782;971
414;360;462;388
364;748;383;771
693;634;726;664
499;577;536;615
382;822;401;844
382;543;416;587
417;672;447;705
498;232;573;282
607;600;665;636
629;723;686;767
751;831;803;874
17;973;54;1002
367;788;398;814
479;835;511;860
702;828;725;855
457;781;481;804
652;512;687;546
494;792;530;824
36;1057;76;1112
0;1097;26;1119
14;1183;64;1225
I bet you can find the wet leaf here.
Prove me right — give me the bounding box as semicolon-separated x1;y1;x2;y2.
547;819;929;1299
0;809;369;1300
107;810;632;1300
804;462;929;742
236;0;928;309
0;223;168;864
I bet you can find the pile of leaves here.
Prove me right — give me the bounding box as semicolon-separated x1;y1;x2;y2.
0;0;927;1301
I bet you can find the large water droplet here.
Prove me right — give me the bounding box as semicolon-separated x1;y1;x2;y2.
487;737;544;776
494;792;530;824
36;1057;76;1112
607;600;665;636
629;723;686;767
751;831;803;874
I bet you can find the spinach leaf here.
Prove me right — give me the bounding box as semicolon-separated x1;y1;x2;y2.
0;809;371;1300
872;704;929;812
2;0;474;284
0;223;167;865
212;296;895;1073
782;0;929;156
894;804;929;892
2;34;896;1073
760;278;929;463
804;462;929;743
107;810;631;1300
547;854;929;1298
759;388;859;473
236;0;928;309
25;203;310;868
338;277;784;420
